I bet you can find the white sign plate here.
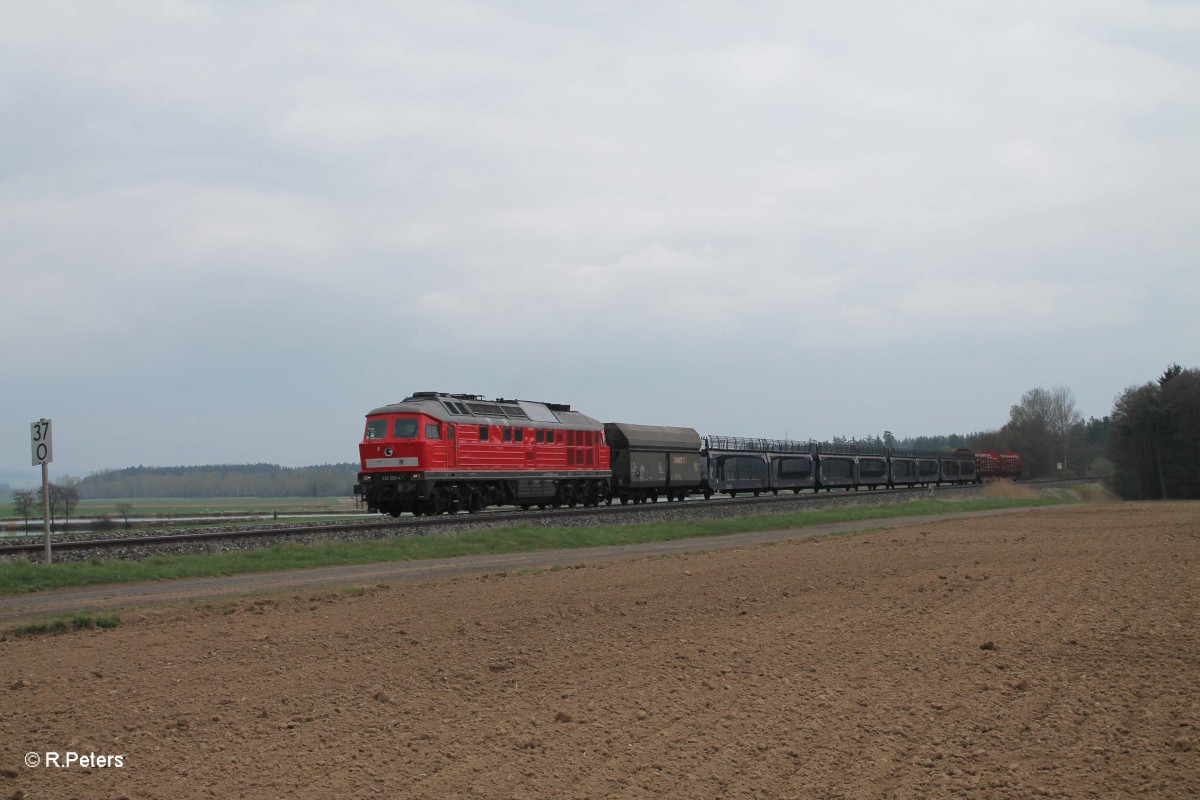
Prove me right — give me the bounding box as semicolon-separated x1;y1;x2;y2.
31;419;53;466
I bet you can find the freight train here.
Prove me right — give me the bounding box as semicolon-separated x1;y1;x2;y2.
354;392;1022;517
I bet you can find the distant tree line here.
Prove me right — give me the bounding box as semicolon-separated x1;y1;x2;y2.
881;364;1198;499
885;386;1110;482
75;463;358;499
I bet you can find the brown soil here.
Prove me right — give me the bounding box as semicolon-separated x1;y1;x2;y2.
2;502;1197;799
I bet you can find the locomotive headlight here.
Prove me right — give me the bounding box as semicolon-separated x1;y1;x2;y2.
384;446;394;457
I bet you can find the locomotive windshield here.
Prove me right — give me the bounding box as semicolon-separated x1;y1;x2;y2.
393;418;419;438
365;419;387;440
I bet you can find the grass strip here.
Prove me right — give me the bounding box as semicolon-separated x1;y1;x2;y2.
6;612;121;638
0;496;1072;595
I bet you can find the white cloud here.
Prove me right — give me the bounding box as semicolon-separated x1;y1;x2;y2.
2;1;1198;471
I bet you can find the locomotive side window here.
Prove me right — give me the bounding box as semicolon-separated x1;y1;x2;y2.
514;428;524;442
536;430;544;444
480;426;489;442
393;419;419;438
447;426;455;441
365;420;388;440
503;427;512;442
425;423;440;440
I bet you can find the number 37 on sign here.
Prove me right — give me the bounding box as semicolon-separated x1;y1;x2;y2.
31;418;53;466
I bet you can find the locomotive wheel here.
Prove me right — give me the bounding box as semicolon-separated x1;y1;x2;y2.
468;492;483;513
520;504;531;511
729;491;736;499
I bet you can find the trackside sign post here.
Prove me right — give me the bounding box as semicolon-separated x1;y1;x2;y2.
31;419;53;564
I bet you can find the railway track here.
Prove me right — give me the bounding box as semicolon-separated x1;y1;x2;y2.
0;481;993;562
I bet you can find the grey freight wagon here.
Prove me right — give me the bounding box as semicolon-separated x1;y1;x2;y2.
604;423;704;504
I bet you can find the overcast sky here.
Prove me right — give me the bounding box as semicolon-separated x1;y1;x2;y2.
3;1;1198;477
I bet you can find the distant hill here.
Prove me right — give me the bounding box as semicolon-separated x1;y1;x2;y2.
0;469;42;492
76;463;359;499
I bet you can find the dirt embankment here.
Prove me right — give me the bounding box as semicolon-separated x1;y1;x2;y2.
1;502;1197;799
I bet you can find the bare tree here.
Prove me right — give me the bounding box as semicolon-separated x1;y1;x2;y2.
1047;386;1084;472
36;485;60;528
116;502;134;528
38;480;80;531
12;489;36;533
54;479;80;531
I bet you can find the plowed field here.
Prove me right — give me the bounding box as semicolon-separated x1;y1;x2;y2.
2;502;1197;799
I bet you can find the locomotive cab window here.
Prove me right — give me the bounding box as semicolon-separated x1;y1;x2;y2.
393;419;419;439
365;420;388;440
425;423;440;440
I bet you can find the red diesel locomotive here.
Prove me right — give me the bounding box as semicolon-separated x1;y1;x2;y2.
355;392;611;516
